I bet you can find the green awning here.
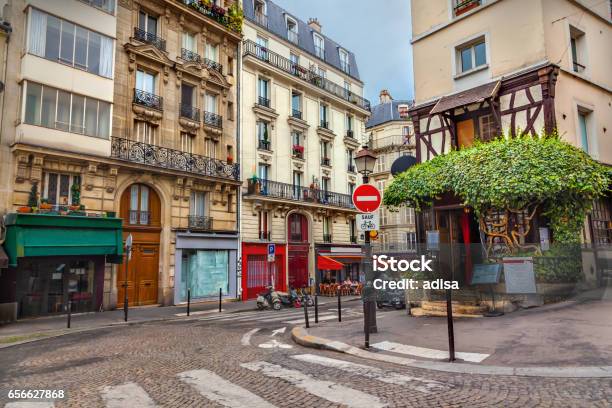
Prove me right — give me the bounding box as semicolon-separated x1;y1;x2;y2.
2;213;123;267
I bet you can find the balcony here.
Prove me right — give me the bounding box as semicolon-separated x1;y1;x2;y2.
180;104;200;122
129;210;150;225
134;89;163;111
258;140;271;151
323;234;332;243
292;145;304;159
292;109;302;120
203;111;223;128
259;231;271;240
110;136;240;180
368;134;415;151
321;157;331;167
243;40;371;111
180;0;241;34
320;120;329;129
254;12;268;28
287;30;298;44
454;0;481;17
188;215;213;231
181;48;201;63
246;179;355;210
346;130;354;139
347;164;356;173
204;58;223;74
258;96;271;108
134;27;166;51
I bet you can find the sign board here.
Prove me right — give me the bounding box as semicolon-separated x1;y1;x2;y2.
267;243;275;262
539;227;550;251
352;184;382;213
470;263;502;285
426;230;440;251
357;213;379;231
125;233;133;261
503;257;537;294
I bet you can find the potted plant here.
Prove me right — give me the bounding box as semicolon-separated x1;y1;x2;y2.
69;183;81;211
292;144;304;158
25;182;39;212
39;198;53;211
227;155;234;164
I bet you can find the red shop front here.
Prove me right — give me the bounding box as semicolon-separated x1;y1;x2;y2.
241;243;287;300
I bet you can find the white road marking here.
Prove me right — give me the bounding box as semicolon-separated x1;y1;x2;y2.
100;382;157;408
372;341;490;363
282;315;337;324
174;308;224;317
270;327;286;336
178;369;276;408
241;361;386;408
5;403;55;408
258;339;292;349
241;328;260;346
197;310;303;323
291;354;451;394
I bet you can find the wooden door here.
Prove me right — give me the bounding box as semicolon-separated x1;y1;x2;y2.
457;119;475;148
135;244;159;305
117;256;137;307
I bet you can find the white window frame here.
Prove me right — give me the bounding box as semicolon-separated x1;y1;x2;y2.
286;15;298;43
313;32;325;59
190;191;206;217
339;48;349;73
43;172;80;205
452;33;488;78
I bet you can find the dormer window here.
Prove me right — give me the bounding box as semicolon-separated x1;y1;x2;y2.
313;33;324;59
339;49;350;73
398;104;410;118
286;16;298;44
254;0;267;27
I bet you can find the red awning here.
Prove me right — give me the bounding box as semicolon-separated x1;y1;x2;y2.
317;255;344;270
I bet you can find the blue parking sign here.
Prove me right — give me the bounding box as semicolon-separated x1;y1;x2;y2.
267;243;275;262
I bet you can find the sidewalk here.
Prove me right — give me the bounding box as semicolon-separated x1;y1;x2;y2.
292;297;612;376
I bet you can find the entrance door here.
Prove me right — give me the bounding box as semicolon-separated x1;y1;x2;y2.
288;244;309;288
135;244;159;305
457;119;475;148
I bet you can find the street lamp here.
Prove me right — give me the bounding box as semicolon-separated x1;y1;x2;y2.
353;145;378;344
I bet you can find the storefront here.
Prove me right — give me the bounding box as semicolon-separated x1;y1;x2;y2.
0;213;123;319
241;243;286;300
173;232;239;304
315;244;364;286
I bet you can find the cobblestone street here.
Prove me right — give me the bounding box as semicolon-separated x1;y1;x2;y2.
1;307;611;408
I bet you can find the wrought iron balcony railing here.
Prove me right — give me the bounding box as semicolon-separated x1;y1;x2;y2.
243;40;371;111
129;210;150;225
180;104;200;122
203;111;222;128
367;134;415;150
258;96;271;108
134;89;163;111
320;121;329;129
292;109;302;120
204;58;223;74
323;234;332;243
322;157;331;166
181;48;201;63
346;130;355;139
111;136;240;180
259;231;271;240
454;0;481;16
188;215;213;231
180;0;239;33
347;164;356;173
258;140;271;151
246;179;354;210
134;27;166;51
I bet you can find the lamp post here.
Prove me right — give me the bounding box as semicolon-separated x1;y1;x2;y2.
354;145;378;340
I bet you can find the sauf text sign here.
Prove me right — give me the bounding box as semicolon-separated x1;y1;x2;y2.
357;213;379;232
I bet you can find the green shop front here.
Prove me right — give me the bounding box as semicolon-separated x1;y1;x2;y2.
0;213;122;320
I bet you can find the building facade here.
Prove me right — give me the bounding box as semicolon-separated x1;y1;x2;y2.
409;0;611;245
366;90;416;250
239;0;371;298
0;0;243;320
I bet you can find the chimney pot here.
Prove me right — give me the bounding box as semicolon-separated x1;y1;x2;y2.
379;89;393;104
308;18;322;33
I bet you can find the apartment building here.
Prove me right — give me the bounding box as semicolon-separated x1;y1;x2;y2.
0;0;243;320
240;0;371;298
366;90;416;250
410;0;611;245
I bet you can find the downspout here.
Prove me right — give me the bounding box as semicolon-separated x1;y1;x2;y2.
235;40;242;300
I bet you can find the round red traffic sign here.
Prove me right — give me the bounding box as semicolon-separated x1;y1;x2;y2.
352;184;382;213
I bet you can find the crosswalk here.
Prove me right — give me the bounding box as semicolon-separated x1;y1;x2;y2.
3;353;452;408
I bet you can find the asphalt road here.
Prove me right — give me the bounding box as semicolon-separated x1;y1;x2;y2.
0;303;610;407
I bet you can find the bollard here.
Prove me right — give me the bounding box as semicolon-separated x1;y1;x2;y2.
314;294;319;324
363;300;369;348
187;288;191;316
446;288;455;362
303;300;310;328
66;300;72;329
219;288;222;312
337;286;342;322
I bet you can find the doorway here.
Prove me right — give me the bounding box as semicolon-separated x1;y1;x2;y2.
287;213;310;289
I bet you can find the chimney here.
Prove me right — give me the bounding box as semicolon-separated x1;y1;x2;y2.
379;89;393;104
308;18;322;33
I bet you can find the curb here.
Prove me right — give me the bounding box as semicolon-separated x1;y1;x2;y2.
290;326;612;378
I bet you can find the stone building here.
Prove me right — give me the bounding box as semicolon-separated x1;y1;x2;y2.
365;90;416;250
0;0;242;320
239;0;371;298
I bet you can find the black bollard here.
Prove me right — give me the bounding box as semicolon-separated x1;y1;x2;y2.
314;294;319;323
337;286;342;322
66;300;72;329
446;288;455;362
187;288;191;316
303;300;310;328
363;300;369;348
219;288;222;312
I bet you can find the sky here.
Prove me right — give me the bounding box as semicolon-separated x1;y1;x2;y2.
271;0;414;106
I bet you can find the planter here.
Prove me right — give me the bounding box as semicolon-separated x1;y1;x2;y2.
40;203;53;210
68;211;86;216
69;205;80;211
17;206;32;213
106;211;117;218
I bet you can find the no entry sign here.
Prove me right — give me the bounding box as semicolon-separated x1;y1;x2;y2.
352;184;382;213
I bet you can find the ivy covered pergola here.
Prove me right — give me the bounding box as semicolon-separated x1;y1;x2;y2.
383;134;610;253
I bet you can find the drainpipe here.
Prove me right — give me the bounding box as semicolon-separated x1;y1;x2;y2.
236;41;242;300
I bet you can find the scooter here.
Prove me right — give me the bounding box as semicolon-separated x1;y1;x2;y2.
256;286;282;310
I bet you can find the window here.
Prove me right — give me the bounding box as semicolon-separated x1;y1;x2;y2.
293;171;302;198
578;108;591;153
348;182;355;196
257;121;270;149
254;0;267;26
291;91;301;114
313;33;324;59
190;191;206;216
138;10;158;34
570;26;586;73
347;149;355;171
323;216;332;240
205;42;218;62
205;93;218;114
457;38;486;73
78;0;116;14
129;184;150;225
321;177;330;193
339;49;349;73
43;172;80;205
24;82;111;138
28;9;114;78
406;232;417;251
182;32;196;52
258;163;270;181
376;153;386;173
256;35;268;59
398;104;410;118
292;131;303;158
258;77;270;106
403;207;415;225
180;132;193;153
181;83;195;108
258;210;269;239
205;138;218;158
379;207;388;225
136;69;156;93
292;131;302;147
134;121;157;145
590;198;611;244
402;125;412;144
290;53;299;66
320;141;330;164
319;103;328;128
478;114;495;141
227;101;234;121
345;114;353;132
286;17;298;43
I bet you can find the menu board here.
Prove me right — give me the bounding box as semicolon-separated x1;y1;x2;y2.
503;257;537;294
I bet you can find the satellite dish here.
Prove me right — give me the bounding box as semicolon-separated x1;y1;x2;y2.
390;155;418;176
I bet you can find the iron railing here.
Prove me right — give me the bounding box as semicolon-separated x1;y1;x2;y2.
204;58;223;74
368;134;415;150
258;96;271;108
246;179;354;209
292;146;304;159
129;210;150;225
454;0;481;16
323;234;332;243
347;164;356;173
188;215;213;231
243;40;371;111
181;48;201;63
134;27;166;51
322;157;331;166
111;136;239;180
203;111;222;128
180;0;239;33
320;120;329;129
346;130;355;139
258;140;271;151
180;104;200;122
134;89;163;111
292;109;302;120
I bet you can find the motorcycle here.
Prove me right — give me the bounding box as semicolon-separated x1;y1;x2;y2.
256;286;282;310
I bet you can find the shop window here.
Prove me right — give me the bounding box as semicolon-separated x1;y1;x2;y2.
43;172;80;205
180;250;230;302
